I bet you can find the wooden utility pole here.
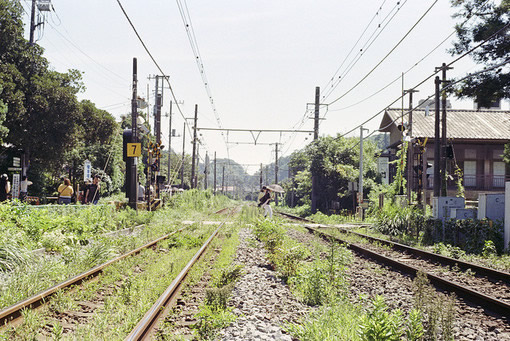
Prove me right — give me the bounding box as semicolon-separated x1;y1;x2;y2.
433;76;441;198
191;105;198;189
311;86;320;213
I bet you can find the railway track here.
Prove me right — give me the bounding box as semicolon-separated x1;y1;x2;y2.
0;226;188;328
125;220;227;340
279;211;510;318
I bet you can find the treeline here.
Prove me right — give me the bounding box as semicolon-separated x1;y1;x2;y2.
0;1;122;197
283;134;383;214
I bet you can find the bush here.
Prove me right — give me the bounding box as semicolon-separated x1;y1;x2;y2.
423;218;504;254
374;204;424;237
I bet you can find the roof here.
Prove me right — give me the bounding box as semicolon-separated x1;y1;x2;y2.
380;108;510;140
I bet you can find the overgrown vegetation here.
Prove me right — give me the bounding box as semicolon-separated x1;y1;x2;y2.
251;219;441;340
0;191;233;310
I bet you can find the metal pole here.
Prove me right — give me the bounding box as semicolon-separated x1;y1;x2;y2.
260;163;263;189
129;58;138;210
167;101;172;184
196;144;200;189
275;143;279;206
204;152;209;190
213;152;217;194
181;122;185;189
191;105;198;189
406;89;418;203
222;165;225;194
311;86;320;213
29;0;36;45
359;126;367;204
440;63;452;197
434;76;441;198
314;86;320;140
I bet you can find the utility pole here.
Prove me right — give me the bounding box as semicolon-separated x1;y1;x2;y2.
436;63;453;197
204;152;209;190
213;152;217;194
260;163;263;189
275;143;279;206
196;144;200;189
181;122;186;189
129;58;138;210
191;105;198;189
222;165;225;194
167;101;172;184
433;76;441;198
405;89;419;203
311;86;320;213
359;126;369;210
29;0;37;44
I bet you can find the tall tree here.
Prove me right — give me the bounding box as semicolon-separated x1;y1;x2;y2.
450;0;510;107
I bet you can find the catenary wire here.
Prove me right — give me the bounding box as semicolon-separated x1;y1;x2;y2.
326;0;439;107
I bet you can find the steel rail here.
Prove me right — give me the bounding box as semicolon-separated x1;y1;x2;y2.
125;221;226;340
278;211;510;284
303;225;510;317
0;226;187;327
331;224;510;284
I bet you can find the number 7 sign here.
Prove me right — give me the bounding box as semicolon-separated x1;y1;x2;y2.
127;143;142;157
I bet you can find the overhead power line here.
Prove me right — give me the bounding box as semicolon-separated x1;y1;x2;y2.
115;0;192;138
322;0;408;101
326;0;439;107
175;0;230;159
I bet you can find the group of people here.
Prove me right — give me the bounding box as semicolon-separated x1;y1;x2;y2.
0;174;32;202
57;175;101;205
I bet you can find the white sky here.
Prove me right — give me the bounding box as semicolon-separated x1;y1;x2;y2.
19;0;507;174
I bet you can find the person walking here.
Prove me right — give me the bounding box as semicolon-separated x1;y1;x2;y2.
0;174;10;202
20;176;32;202
258;186;273;219
58;178;73;205
138;182;145;202
85;175;101;204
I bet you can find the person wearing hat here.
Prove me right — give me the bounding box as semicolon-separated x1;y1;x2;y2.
258;186;273;218
0;174;10;202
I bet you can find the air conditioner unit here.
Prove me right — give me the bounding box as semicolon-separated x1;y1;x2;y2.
478;193;505;221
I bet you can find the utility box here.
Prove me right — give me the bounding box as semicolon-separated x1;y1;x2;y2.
450;208;476;220
478;193;505;221
432;197;465;221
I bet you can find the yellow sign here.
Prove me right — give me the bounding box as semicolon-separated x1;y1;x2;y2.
127;143;142;157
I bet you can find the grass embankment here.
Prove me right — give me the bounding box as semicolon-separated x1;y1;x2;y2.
1;222;215;339
0;190;233;310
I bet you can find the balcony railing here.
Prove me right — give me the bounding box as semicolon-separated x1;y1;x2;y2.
426;175;506;190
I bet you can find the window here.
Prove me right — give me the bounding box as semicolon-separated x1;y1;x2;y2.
464;161;476;187
493;162;505;188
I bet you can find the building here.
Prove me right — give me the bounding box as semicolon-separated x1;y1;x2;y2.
379;108;510;201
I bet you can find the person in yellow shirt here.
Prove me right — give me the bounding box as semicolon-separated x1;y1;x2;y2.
58;178;73;205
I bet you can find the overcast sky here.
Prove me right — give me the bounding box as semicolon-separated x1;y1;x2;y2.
19;0;504;174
